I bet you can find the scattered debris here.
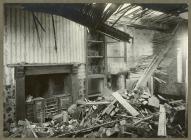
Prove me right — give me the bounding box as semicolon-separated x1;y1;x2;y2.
6;88;186;138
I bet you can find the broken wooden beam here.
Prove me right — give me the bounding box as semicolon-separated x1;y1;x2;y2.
112;92;139;116
153;76;166;84
78;101;111;106
25;119;38;138
133;115;152;125
134;44;172;90
101;99;116;116
157;105;167;136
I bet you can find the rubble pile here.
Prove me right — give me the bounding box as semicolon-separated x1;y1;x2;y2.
6;88;186;138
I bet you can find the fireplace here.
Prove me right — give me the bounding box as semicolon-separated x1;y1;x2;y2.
10;63;79;121
25;73;70;98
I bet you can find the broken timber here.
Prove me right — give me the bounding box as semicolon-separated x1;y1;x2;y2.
112;92;139;116
102;43;173;116
134;43;172;90
157;105;167;136
56;119;122;137
25;119;38;138
134;23;181;90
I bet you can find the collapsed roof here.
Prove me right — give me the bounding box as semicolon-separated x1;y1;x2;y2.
7;3;188;42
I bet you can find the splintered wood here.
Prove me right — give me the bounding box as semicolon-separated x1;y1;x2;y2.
112;92;139;116
134;43;172;90
157;105;166;136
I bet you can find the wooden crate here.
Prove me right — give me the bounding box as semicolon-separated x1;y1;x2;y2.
26;95;72;123
26;97;44;123
58;95;72;111
44;97;59;117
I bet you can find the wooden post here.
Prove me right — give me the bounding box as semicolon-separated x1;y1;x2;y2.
15;66;26;121
123;25;127;63
71;64;79;103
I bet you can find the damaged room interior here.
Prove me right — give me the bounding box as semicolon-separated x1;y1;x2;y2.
3;3;188;138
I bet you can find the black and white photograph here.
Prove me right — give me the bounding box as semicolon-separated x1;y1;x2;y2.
3;3;188;138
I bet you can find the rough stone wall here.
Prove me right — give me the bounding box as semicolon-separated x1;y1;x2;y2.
3;85;16;130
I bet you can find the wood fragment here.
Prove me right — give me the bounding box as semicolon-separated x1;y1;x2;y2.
157;105;167;136
154;76;166;84
169;100;183;104
133;115;154;125
25;119;38;138
148;96;160;108
80;101;111;106
112;92;139;116
101;100;116;116
56;119;121;137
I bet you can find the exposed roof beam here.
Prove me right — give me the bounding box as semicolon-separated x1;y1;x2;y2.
100;4;121;23
108;15;171;32
20;3;133;42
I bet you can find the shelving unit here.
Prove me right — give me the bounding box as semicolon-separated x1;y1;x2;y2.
85;30;107;99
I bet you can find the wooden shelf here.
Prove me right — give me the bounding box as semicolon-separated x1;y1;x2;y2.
87;74;105;79
107;56;125;58
88;40;104;43
87;56;104;58
87;93;101;98
86;31;106;99
106;41;121;43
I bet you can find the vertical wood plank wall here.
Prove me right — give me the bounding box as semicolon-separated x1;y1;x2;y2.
4;6;86;85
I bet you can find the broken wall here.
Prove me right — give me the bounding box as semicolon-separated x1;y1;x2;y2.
155;22;188;97
106;22;187;97
106;25;155;74
3;6;86;129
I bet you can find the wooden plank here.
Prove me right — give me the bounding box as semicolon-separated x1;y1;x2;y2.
112;92;139;116
77;101;110;105
123;25;127;62
25;119;38;138
101;99;116;115
71;73;79;103
87;93;101;98
134;45;170;89
157;104;167;136
87;40;104;43
87;74;105;79
153;76;166;84
7;63;74;67
25;69;71;75
25;66;72;75
150;76;154;95
87;56;104;58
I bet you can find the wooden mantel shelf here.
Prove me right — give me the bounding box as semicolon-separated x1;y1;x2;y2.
7;63;80;67
9;63;80;76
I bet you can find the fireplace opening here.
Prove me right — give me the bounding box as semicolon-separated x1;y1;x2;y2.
25;73;70;99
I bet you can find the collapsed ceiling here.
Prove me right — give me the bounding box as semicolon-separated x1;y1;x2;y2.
106;3;188;32
7;3;188;42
